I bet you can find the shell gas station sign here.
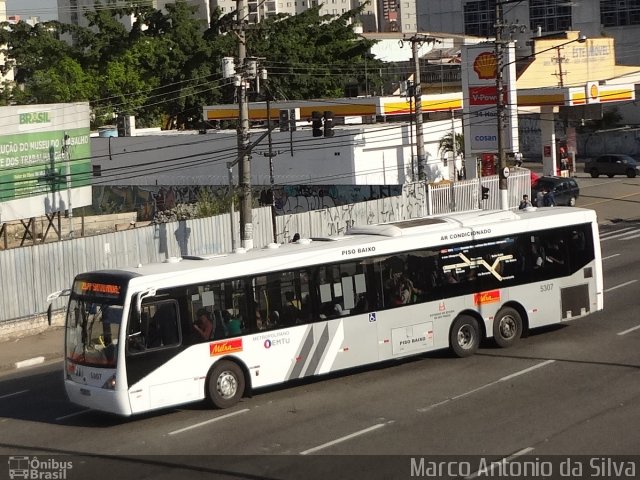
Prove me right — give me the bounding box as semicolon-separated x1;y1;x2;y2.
461;42;519;154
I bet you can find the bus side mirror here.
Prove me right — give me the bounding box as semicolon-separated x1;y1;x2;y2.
136;288;157;312
45;288;70;327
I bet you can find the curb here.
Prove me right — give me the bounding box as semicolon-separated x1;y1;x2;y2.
14;356;45;369
0;352;64;375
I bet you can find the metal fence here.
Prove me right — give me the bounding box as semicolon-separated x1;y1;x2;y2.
0;170;530;324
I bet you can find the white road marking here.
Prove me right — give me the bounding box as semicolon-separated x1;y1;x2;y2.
466;447;535;480
599;227;634;238
419;361;555;412
602;253;620;261
299;423;386;455
617;324;640;336
168;408;250;435
600;229;640;241
604;280;638;293
56;409;92;421
499;360;555;382
15;357;45;369
621;233;640;240
0;390;29;400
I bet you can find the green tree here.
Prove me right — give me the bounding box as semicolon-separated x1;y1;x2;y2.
138;0;221;129
247;7;382;100
1;2;383;128
438;132;465;158
0;20;76;85
27;57;96;103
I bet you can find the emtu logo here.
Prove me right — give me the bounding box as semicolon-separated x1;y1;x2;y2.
473;52;498;80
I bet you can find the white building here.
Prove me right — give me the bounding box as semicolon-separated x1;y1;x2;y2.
57;0;211;30
57;0;417;33
92;118;462;187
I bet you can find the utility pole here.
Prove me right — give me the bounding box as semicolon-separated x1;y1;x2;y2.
405;34;439;181
553;46;566;87
407;81;415;180
411;38;426;181
63;132;74;238
236;0;253;249
494;1;509;211
261;68;278;243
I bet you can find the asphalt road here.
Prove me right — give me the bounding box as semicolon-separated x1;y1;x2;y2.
0;174;639;480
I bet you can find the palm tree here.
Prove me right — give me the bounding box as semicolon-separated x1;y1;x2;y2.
438;132;465;158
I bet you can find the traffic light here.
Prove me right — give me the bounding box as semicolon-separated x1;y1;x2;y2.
279;109;290;132
312;111;323;137
481;186;490;200
116;114;126;137
323;111;334;137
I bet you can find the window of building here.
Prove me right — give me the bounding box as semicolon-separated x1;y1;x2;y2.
529;0;573;33
601;0;640;26
463;0;496;37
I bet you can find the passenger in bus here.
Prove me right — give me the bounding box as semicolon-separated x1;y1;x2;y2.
444;271;459;284
194;308;213;340
399;275;420;303
530;243;546;269
149;304;179;347
545;239;565;265
223;310;242;336
282;291;301;326
212;310;228;339
256;308;268;331
269;310;281;328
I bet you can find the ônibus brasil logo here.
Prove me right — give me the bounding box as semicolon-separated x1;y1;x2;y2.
8;456;73;479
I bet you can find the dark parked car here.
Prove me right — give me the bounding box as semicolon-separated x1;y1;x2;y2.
584;154;639;178
531;176;580;207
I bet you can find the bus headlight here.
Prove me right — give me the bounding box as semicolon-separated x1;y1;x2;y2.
102;374;117;390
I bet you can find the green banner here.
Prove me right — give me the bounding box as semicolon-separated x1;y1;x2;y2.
0;128;91;202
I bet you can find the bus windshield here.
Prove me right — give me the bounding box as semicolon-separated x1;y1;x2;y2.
66;297;123;368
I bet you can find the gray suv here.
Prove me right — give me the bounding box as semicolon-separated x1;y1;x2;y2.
584;154;639;178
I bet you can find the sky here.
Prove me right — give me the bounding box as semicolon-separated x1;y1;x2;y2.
6;0;58;21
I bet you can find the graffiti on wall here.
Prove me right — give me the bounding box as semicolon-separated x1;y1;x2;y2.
274;182;428;242
92;184;403;221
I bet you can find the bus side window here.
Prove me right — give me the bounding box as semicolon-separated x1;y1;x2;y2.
127;311;148;353
145;302;180;348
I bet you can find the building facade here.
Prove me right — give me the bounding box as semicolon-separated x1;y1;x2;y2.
57;0;211;29
56;0;417;33
417;0;640;66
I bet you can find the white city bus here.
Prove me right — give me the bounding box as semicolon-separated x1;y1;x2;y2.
61;207;603;416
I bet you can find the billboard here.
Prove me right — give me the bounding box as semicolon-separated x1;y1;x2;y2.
0;103;92;223
461;42;519;154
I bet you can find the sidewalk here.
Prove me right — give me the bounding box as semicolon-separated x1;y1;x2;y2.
0;327;65;374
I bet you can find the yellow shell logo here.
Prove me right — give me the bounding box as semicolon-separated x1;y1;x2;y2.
590;83;598;100
473;52;498;80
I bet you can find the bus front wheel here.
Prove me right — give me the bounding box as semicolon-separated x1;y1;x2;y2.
449;315;480;358
493;307;523;348
207;360;245;409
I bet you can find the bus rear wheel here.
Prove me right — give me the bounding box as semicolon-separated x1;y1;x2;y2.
493;307;523;348
449;315;480;358
207;360;245;409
